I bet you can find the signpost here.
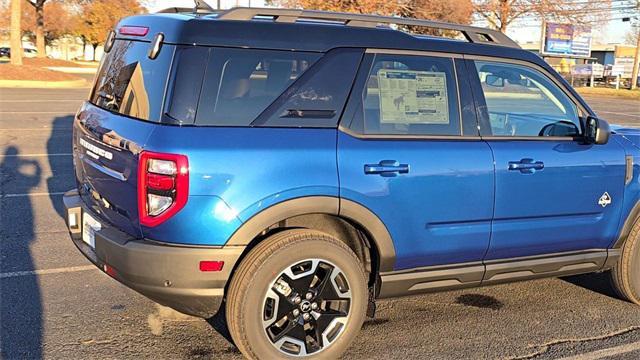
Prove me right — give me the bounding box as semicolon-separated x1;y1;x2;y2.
541;22;593;58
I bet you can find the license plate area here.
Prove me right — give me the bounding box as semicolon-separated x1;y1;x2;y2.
82;212;102;249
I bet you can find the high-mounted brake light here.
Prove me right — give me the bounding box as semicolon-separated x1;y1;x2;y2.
138;151;188;227
119;26;149;36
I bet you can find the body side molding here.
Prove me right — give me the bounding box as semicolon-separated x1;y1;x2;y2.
225;196;397;272
379;249;612;300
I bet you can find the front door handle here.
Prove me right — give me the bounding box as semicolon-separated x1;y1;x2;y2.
364;160;410;177
508;158;544;174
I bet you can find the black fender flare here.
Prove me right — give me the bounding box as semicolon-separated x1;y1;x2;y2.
613;200;640;249
225;196;396;272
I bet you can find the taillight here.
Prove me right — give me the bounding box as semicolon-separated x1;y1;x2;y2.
119;26;149;36
138;151;188;227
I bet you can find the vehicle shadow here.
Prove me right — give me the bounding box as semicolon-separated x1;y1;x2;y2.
47;115;74;219
561;272;620;300
0;146;43;359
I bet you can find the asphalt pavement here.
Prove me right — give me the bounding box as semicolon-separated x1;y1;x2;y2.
1;87;639;360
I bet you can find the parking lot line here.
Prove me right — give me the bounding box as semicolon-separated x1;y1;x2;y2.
0;111;74;114
0;192;66;198
0;153;72;157
0;265;97;279
0;128;71;131
0;100;84;102
596;110;640;118
557;341;640;360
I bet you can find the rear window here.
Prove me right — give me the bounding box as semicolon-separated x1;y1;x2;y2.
90;39;174;122
194;48;321;126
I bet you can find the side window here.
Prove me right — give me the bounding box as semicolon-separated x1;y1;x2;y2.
165;46;210;125
350;53;461;136
196;48;321;126
474;61;581;137
254;48;363;128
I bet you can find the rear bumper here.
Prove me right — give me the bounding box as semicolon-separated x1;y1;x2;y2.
63;189;245;318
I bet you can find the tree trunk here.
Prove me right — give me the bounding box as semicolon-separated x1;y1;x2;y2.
82;38;87;61
499;0;510;33
92;43;98;61
10;0;22;65
35;2;46;58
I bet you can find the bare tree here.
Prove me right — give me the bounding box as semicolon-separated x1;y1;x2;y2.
473;0;612;33
10;0;22;65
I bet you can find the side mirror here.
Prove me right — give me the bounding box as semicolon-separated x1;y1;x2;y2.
585;116;610;145
486;75;504;87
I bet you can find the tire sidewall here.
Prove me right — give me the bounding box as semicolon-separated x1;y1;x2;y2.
234;237;367;359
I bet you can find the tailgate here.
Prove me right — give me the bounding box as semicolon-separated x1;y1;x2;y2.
73;102;156;237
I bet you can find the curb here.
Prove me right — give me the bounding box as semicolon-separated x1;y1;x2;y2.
0;79;89;89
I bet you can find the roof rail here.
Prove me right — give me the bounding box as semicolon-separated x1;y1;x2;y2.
217;7;520;49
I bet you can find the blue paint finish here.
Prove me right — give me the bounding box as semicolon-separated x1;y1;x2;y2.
73;102;157;238
141;195;244;246
486;139;626;259
142;126;339;244
609;128;640;246
337;131;495;270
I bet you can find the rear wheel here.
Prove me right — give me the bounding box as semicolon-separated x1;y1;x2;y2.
226;229;367;359
610;219;640;304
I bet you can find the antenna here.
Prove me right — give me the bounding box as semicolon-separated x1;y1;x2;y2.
194;0;215;13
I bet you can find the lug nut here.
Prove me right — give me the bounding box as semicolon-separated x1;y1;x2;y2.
311;302;318;310
292;309;300;317
302;313;311;321
305;292;313;300
294;296;301;304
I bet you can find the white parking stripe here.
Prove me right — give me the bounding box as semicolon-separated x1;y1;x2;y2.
0;153;72;157
557;341;640;360
0;111;74;114
0;100;84;102
596;110;640;118
0;192;66;198
0;265;97;279
0;128;71;131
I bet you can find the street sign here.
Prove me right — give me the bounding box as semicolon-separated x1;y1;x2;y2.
541;22;593;58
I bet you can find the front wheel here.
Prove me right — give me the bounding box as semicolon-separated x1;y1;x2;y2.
610;219;640;304
226;229;368;359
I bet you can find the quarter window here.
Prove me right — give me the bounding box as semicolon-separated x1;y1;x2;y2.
195;48;321;126
474;61;581;137
351;54;461;136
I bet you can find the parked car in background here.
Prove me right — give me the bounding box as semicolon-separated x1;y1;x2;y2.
63;6;640;359
23;48;38;58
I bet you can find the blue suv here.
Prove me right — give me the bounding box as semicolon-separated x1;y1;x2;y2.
63;6;640;359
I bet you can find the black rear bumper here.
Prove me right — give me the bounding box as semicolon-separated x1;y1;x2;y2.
63;190;245;318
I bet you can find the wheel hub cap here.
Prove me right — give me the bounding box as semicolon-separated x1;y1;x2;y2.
262;259;352;357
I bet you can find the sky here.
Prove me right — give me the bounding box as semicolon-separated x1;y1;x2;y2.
146;0;636;45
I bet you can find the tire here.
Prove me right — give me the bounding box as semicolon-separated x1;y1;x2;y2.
610;219;640;304
226;229;368;359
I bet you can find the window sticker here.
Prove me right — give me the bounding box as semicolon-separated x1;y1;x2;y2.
377;69;449;124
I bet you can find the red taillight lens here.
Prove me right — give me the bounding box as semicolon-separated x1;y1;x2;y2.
119;26;149;36
147;173;175;191
199;261;224;272
138;151;188;227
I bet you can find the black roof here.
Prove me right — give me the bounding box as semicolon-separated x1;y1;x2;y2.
116;7;539;64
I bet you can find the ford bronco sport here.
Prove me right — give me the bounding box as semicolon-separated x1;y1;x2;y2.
63;5;640;359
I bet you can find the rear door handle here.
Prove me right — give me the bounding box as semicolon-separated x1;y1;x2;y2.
364;160;410;177
508;158;544;174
